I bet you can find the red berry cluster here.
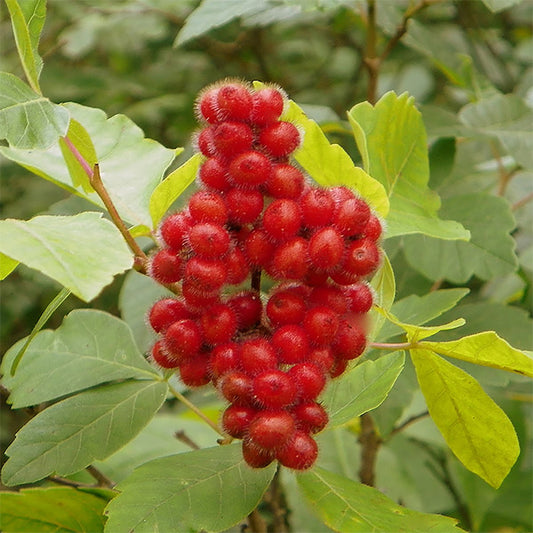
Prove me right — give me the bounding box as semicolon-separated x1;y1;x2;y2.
146;81;383;470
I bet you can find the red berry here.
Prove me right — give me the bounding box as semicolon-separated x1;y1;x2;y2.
229;151;272;188
309;286;348;315
272;324;310;364
270;237;308;280
199;157;230;191
303;306;340;346
363;214;383;241
253;370;297;408
288;363;326;400
150;340;179;369
343;238;381;277
184;257;227;292
300;188;335;227
243;228;276;267
266;164;305;199
210;342;242;380
334;197;370;236
148;298;190;334
163;319;202;360
308;227;344;271
342;282;373;314
332;320;367;360
212;122;253;158
196;126;217;157
189;191;228;225
329;186;355;204
241;338;278;377
159;212;192;251
292;402;328;433
304;269;330;286
149;249;183;284
227;291;262;330
189;223;230;258
248;411;295;450
200;303;238;345
266;288;307;326
226;188;264;224
182;281;220;309
262;199;301;241
225;246;250;285
259;122;300;157
196;86;220;124
329;268;360;286
216;82;253;122
220;370;253;405
222;404;257;438
329;359;348;378
251;87;285;126
180;354;211;387
276;430;318;470
242;440;275;468
308;347;335;373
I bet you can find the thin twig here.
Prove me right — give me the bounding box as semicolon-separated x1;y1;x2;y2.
387;411;430;440
167;382;224;436
512;191;533;211
251;269;262;292
48;476;94;488
358;413;381;486
175;429;200;450
370;342;412;350
86;465;114;488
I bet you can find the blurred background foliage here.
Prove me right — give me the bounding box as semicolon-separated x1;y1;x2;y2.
1;1;532;530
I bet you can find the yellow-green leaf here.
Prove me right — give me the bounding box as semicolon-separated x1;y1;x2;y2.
411;349;519;488
423;331;533;378
0;253;19;279
369;253;395;340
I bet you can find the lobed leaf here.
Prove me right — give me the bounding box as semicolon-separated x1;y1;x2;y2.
423;331;533;378
297;466;463;532
104;444;276;533
0;213;133;302
0;487;112;533
1;309;159;408
411;349;520;488
322;351;405;427
0;72;69;149
2;380;168;486
348;91;469;241
5;0;45;93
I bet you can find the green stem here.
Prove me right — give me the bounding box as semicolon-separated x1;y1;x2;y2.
370;342;413;350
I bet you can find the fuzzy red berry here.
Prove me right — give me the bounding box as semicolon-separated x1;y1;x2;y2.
253;370;298;409
179;354;211;387
288;363;326;400
251;87;285;126
262;199;301;241
200;303;238;345
343;238;381;277
229;151;272;188
243;229;276;267
308;286;348;315
303;306;340;346
241;338;278;377
199;157;230;191
272;324;311;364
270;237;308;280
226;188;264;224
300;188;335;227
225;246;250;285
216;82;253;122
308;347;336;374
222;404;257;438
210;342;241;380
329;359;348;378
149;249;183;284
248;411;295;450
242;440;275;468
276;430;318;470
212;122;253;158
329;186;355;204
219;370;253;405
196;126;217;157
148;298;190;334
182;281;220;309
266;288;307;326
189;191;228;225
189;223;230;258
334;197;371;236
150;340;179;369
308;227;344;271
259;121;300;157
363;214;383;241
159;212;192;251
197;86;220;124
266;164;305;199
292;402;328;433
342;282;373;314
228;291;262;330
184;257;227;292
332;320;367;360
163;319;202;360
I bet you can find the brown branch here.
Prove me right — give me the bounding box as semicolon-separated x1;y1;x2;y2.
86;465;114;488
262;467;289;532
48;476;94;488
358;413;381;486
247;508;268;533
251;269;262;293
512;191;533;211
175;429;200;450
363;0;379;104
387;411;430;440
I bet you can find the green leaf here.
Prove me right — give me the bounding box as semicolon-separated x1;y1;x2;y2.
0;102;176;228
403;193;518;283
369;253;395;340
422;332;533;378
58;119;98;193
280;98;390;218
104;444;276;533
175;0;269;46
459;93;533;170
377;288;470;342
322;351;405;427
297;466;462;532
2;380;168;486
1;309;159;408
0;253;19;279
149;153;202;226
0;72;69;149
411;349;520;488
480;0;524;12
0;486;111;533
0;213;133;302
5;0;45;93
349;91;469;241
429;138;456;190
